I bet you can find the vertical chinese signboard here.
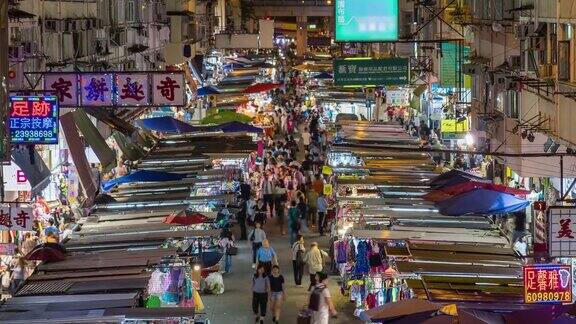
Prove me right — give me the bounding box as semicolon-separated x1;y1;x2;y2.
0;206;33;231
333;58;409;87
524;264;572;304
42;71;186;108
548;207;576;257
8;95;59;144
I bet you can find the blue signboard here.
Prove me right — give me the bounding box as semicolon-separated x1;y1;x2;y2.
8;95;59;145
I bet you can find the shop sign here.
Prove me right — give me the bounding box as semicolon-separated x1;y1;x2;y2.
8;95;59;145
0;243;16;255
322;165;333;175
386;90;410;106
2;162;31;191
524;264;572;304
334;0;399;42
116;73;150;106
152;73;185;106
0;206;34;231
44;73;79;106
43;71;186;107
80;73;114;106
333;58;409;87
548;207;576;257
440;119;469;133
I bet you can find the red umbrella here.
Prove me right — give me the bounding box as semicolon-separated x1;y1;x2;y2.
163;211;210;225
242;83;281;94
25;245;66;263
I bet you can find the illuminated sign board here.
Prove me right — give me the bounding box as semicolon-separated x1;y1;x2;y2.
8;95;59;145
334;0;399;42
524;264;572;304
333;58;409;87
440;119;469;133
43;72;186;108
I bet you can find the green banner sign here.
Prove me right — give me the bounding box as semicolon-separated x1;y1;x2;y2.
335;0;399;42
333;58;409;87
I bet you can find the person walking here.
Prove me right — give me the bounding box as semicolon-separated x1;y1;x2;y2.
274;181;287;235
288;200;300;245
10;256;26;295
291;235;306;286
252;264;271;324
249;222;267;269
304;242;329;290
218;227;235;274
237;200;248;240
297;196;309;233
305;185;318;229
261;173;275;213
256;239;278;276
317;193;328;236
269;265;286;324
310;272;337;324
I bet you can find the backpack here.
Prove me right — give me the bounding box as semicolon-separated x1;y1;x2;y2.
308;285;326;311
295;244;305;265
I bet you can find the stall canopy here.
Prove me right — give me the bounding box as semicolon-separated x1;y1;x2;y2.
437;188;530;216
429;169;489;189
242;82;281;94
424;181;530;202
197;86;221;96
102;170;188;192
216;121;262;133
312;71;333;79
137;116;197;134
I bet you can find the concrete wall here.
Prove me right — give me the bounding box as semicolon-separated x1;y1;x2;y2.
534;0;576;23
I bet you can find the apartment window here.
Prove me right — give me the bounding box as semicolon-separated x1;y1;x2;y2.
558;40;570;81
127;0;136;23
506;90;519;119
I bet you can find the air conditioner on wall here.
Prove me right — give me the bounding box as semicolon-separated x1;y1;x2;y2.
505;78;519;90
493;73;507;85
462;63;479;75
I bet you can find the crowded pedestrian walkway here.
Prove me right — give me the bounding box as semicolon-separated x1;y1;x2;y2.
201;70;356;323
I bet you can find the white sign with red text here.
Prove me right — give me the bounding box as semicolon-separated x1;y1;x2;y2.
549;207;576;257
2;163;31;191
0;206;34;231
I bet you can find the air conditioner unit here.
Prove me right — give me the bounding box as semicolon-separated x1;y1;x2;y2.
462;63;479;75
505;78;519;90
508;55;521;69
8;46;23;60
493;73;507;85
514;23;534;39
538;64;553;78
55;20;65;33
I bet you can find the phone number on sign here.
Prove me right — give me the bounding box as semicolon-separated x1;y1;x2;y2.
13;130;54;139
525;291;571;303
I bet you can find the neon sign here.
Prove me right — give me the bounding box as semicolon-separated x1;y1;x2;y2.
524;264;572;304
9;95;59;145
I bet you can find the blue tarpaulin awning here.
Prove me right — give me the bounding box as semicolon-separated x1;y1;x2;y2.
136;116;198;134
102;170;188;192
437;188;530;216
197;86;221;96
430;169;489;189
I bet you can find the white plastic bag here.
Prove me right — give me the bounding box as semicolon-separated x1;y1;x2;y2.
204;272;224;295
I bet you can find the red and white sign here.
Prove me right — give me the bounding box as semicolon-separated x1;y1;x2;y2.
152;73;185;106
116;73;150;106
549;207;576;257
0;206;34;231
44;73;79;107
2;162;31;191
524;264;572;304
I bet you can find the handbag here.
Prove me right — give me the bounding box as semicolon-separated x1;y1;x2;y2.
227;246;238;256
